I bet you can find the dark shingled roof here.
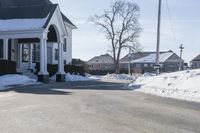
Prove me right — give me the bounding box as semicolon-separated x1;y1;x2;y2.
0;5;56;20
0;0;50;7
0;0;76;28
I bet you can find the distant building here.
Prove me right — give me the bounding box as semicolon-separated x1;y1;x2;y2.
120;51;184;73
190;55;200;69
87;54;114;72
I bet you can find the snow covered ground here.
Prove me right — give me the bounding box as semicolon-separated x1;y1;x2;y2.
66;73;92;81
101;73;136;81
0;74;37;90
51;73;136;82
129;69;200;102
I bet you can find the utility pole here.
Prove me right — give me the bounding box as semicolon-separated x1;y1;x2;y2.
128;46;131;75
155;0;162;75
179;44;184;71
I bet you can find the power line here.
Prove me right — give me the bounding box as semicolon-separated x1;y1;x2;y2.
165;0;178;45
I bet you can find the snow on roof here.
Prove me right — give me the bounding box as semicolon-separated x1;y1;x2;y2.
0;15;49;31
131;52;173;63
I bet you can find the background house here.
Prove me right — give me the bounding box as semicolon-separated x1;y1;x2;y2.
0;0;76;82
120;51;184;73
190;55;200;69
87;54;114;75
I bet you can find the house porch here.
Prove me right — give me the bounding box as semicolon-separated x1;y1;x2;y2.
0;26;66;82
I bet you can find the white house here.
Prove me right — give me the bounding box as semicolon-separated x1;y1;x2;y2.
0;0;76;82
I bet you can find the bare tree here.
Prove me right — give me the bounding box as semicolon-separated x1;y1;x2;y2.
90;0;142;74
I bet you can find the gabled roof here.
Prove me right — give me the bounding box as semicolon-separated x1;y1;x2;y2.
0;0;76;28
120;51;171;63
61;13;77;28
131;52;174;63
88;54;114;64
191;54;200;62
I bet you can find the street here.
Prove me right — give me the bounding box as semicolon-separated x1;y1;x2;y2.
0;80;200;133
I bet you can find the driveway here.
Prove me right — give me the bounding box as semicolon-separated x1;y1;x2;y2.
0;80;200;133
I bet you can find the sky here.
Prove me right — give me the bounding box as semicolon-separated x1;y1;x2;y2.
51;0;200;62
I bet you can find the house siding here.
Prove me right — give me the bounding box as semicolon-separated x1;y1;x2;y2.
190;61;200;69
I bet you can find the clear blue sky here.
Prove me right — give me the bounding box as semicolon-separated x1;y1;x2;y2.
51;0;200;62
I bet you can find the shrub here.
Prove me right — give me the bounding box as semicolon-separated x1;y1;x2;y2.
0;60;17;76
35;63;85;77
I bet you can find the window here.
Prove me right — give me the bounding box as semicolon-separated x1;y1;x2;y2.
63;38;67;52
54;49;59;60
64;60;67;65
34;44;40;63
144;64;148;67
0;40;3;59
136;64;141;67
22;44;29;62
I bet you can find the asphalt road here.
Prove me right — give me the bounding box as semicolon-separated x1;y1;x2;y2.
0;80;200;133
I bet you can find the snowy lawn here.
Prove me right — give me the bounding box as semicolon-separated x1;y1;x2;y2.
51;73;136;82
129;69;200;102
66;73;92;81
101;73;136;81
0;74;37;90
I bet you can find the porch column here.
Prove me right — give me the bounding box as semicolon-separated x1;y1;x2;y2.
28;44;33;70
38;38;49;83
3;38;8;60
56;42;65;82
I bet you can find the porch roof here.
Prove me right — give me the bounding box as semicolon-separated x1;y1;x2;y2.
0;4;57;31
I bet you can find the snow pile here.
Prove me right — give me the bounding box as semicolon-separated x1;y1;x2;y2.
85;74;101;80
0;74;37;90
102;74;136;81
129;69;200;102
65;73;91;81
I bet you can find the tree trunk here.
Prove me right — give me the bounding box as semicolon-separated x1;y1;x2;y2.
115;59;120;74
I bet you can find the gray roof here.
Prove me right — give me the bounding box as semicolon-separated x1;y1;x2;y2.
120;50;174;63
191;55;200;62
0;0;76;28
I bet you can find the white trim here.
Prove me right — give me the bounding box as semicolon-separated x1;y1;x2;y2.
0;29;44;40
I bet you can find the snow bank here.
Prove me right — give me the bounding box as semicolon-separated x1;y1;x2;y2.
102;74;136;80
129;69;200;102
65;73;92;81
0;74;37;90
52;73;136;82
